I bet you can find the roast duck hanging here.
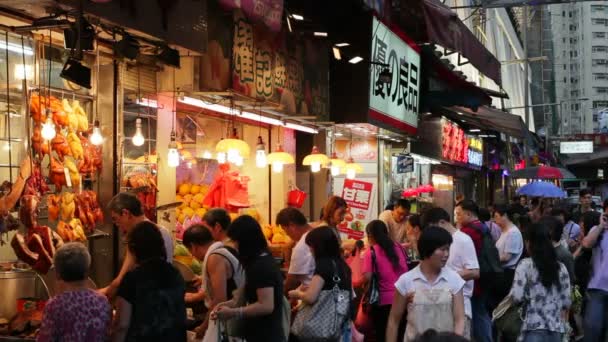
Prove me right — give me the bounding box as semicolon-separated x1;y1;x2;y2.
11;195;64;274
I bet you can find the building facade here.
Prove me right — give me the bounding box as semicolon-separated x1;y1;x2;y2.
550;1;608;135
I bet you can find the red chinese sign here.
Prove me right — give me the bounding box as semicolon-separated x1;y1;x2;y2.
441;120;469;163
337;179;374;239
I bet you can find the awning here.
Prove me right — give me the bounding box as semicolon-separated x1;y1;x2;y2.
443;105;526;138
415;0;502;86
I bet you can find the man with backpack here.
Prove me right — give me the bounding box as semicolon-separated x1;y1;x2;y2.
455;200;501;342
183;209;245;340
581;206;608;342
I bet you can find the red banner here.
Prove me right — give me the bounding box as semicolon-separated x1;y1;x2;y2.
337;179;374;239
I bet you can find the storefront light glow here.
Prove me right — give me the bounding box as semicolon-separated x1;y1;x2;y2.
234;155;244;166
177;96;318;134
0;41;34;56
132;118;145;146
90;121;104;146
14;64;33;80
202;150;213;159
41;116;56;140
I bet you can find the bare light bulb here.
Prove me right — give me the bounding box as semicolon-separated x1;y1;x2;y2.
41;116;56;141
227;149;240;164
168;148;180;167
311;162;322;173
331;165;341;176
256;150;267;168
217;152;227;164
234;155;244;166
346;168;356;179
90;121;103;145
132;118;145;146
272;161;284;173
202;151;213;159
255;136;267;168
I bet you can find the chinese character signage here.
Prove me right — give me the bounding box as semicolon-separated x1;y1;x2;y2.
232;12;329;120
338;179;375;239
442;120;468;163
467;137;483;168
396;154;414;173
369;17;420;135
440;119;484;168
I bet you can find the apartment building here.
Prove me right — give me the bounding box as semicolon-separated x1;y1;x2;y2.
550;1;608;134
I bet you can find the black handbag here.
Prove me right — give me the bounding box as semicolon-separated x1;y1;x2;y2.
361;247;380;310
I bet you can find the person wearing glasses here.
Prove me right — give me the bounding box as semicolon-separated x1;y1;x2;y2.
99;192;174;299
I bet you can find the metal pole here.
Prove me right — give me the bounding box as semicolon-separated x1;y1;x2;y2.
523;4;531;165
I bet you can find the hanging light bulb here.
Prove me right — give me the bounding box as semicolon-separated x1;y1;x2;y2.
132;118;145;146
227;149;240;164
234;155;244;166
303;146;329;173
90;120;103;145
202;150;213;159
255;136;267;168
167;131;180;167
329;152;346;176
344;157;363;180
41;115;56;141
272;161;284;173
217;152;227;164
267;144;295;174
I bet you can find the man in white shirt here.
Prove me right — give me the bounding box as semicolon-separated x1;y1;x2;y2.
422;207;480;339
276;207;315;292
379;199;411;243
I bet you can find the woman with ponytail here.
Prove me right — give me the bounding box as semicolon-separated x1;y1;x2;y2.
510;223;571;342
362;220;409;340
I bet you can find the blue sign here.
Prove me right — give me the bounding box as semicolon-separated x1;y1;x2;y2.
396;155;414;174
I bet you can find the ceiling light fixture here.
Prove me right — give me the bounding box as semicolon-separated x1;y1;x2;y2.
335;43;350;47
60;58;92;89
349;56;363;64
178;96;318;134
344;157;363;179
267;144;294;173
303;146;330;172
329;152;346;176
157;44;180;68
256;136;267;168
469;129;481;132
90;44;104;145
314;32;328;37
332;47;341;60
291;14;304;20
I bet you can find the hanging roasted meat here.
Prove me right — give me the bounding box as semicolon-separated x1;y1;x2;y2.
11;195;63;274
31;125;49;159
23;161;50;197
49;156;67;192
51;130;71;160
47;194;61;221
67;131;84;160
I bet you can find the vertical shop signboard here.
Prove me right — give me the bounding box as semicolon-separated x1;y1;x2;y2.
338;179;375;239
368;16;420;135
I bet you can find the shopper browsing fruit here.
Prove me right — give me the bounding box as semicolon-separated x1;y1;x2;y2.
182;219;244;340
275;207;315;292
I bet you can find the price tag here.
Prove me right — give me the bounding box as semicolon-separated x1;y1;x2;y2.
64;167;72;187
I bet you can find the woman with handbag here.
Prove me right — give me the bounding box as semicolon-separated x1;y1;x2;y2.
386;226;466;342
510;223;571;342
212;215;286;342
288;227;353;342
361;220;408;341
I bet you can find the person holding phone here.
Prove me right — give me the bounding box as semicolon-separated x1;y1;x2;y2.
581;208;608;342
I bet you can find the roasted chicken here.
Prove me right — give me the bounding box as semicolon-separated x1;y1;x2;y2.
51;130;71;160
60;192;75;221
67;131;84;160
47;194;61;222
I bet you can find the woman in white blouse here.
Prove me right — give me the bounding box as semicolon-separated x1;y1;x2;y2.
386;226;465;342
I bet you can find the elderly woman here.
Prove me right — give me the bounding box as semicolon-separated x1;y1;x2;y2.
37;243;111;342
112;221;187;342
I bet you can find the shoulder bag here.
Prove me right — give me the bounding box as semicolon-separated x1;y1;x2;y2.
291;261;351;341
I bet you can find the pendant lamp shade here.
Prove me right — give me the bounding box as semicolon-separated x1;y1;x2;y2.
302;146;330;172
344;157;363;179
267;145;295;173
328;152;346;176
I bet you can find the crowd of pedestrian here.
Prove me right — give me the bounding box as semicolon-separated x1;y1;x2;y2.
35;189;608;342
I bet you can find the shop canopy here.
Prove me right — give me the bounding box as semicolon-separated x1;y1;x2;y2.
397;0;502;86
445;105;527;138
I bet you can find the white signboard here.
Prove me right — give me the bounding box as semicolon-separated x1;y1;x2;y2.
560;141;593;154
369;17;420;133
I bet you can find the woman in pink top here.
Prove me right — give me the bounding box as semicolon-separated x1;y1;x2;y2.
363;220;409;341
